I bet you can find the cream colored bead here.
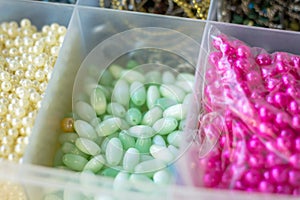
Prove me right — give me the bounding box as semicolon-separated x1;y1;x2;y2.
22;28;33;36
50;23;59;31
7;153;20;162
4;39;13;48
2;136;14;146
23;36;33;46
7;27;18;38
0;71;10;81
0;145;11;157
11;118;22;129
34;56;45;67
50;46;60;57
9;21;18;29
32;32;42;40
8;59;21;71
0;98;9;105
1;81;12;92
8;128;19;139
18;99;30;109
42;25;50;34
0;104;7;115
30;91;41;103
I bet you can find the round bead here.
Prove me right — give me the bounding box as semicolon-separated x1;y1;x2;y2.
61;118;75;132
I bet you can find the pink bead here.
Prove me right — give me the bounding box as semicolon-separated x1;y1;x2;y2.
270;165;289;184
242;169;262;188
282;74;296;86
209;52;222;67
294;137;300;152
236;45;251;58
276;136;293;152
275;112;291;128
273;92;289;108
291;55;300;69
276;61;289;73
212;35;227;50
290;154;300;170
288;100;299;115
256;54;272;66
292;188;300;195
274;52;290;62
205;68;218;84
246;70;261;85
258;106;274;122
276;184;293;194
234;58;254;72
220;42;235;55
289;170;300;187
292;115;300;130
203;170;222;188
258;181;275;193
234;180;245;190
266;153;286;168
280;128;296;140
286;86;299;98
247;137;265;153
265;78;280;91
258;122;274;136
248;153;265;168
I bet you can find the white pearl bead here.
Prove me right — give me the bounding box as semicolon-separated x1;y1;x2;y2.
1;81;12;92
42;25;50;34
0;71;10;81
0;104;7;115
23;36;33;46
2;136;14;145
50;46;60;57
11;118;22;128
8;128;18;139
34;56;45;67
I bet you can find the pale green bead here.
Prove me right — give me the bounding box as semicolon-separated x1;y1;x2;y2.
90;87;107;115
74;120;98;141
83;154;105;173
130;81;146;106
96;117;122;137
90;117;101;128
162;71;175;84
106;138;123;166
109;64;123;79
100;137;110;153
146;85;160;109
75;138;101;156
53;149;64;167
134;159;166;174
125;108;142;126
99;167;119;177
179;119;186;130
114;172;130;190
140;155;154;162
141;106;163;126
152;135;166;147
176;73;195;82
145;71;162;84
99;69;114;86
107;132;119;139
102;115;113;120
163;104;188;120
152;117;178;135
97;85;112;101
119;130;136;150
107;102;126;118
153;169;173;185
168;145;179;157
175;81;193;93
123;148;140;172
119;118;130;130
61;142;88;158
150;144;174;163
167;130;183;148
62;154;88;171
112;79;130;108
154;98;177;110
126;59;139;69
121;70;145;83
59;133;78;144
183;93;192;105
160;84;185;103
128;125;155;138
135;138;152;154
130;174;155;192
74;101;97;122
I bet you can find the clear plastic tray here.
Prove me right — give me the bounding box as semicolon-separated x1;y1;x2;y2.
0;0;300;199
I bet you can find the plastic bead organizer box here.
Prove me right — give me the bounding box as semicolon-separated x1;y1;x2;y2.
1;0;300;199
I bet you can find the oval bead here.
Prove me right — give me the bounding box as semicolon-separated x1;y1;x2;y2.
107;102;126;118
59;133;78;144
154;98;177;110
100;167;120;177
74;101;97;122
134;159;166;173
53;149;64;167
128;125;155;138
123;148;140;172
126;60;139;69
162;71;175;84
163;104;188;120
183;93;192;105
96;117;122;137
152;117;178;135
160;84;185;103
90;117;101;128
141;155;154;162
122;70;145;83
112;79;130;108
90;87;107;115
61;142;88;158
153;169;173;185
130;174;155;192
130;81;146;106
145;71;162;85
100;137;110;151
75;138;101;156
114;172;130;190
109;64;123;79
125;108;142;126
153;135;166;147
175;81;193;93
167;131;183;148
83;154;105;173
99;69;114;86
135;138;152;154
141;106;163;126
97;85;112;101
150;144;174;163
177;73;195;82
146;85;160;109
74;120;97;141
167;145;179;157
119;130;136;150
106;138;123;166
62;154;88;171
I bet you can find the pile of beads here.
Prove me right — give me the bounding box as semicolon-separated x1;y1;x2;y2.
56;59;194;187
199;34;300;195
0;181;27;200
0;19;66;162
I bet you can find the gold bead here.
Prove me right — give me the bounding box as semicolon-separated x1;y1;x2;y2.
61;117;75;132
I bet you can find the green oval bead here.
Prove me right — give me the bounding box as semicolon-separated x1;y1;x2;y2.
107;102;126;118
162;71;175;84
119;118;130;130
176;73;194;82
119;130;136;150
135;138;152;154
96;117;122;137
130;81;146;106
145;71;162;85
163;104;188;120
90;87;107;115
62;154;88;171
152;117;178;135
99;69;114;86
97;85;112;101
175;80;193;93
122;70;145;83
146;86;160;109
83;154;105;173
75;138;101;156
106;138;123;166
167;130;183;148
109;64;123;79
74;101;97;122
59;133;78;144
126;60;139;69
100;137;110;151
53;149;64;167
123;148;140;172
99;167;120;177
125;108;142;126
154;98;177;110
74;120;97;141
140;155;154;162
90;117;101;128
128;125;155;138
153;169;173;185
112;79;130;108
134;159;166;174
152;135;166;147
61;142;89;158
150;144;174;163
160;84;185;103
142;106;163;126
